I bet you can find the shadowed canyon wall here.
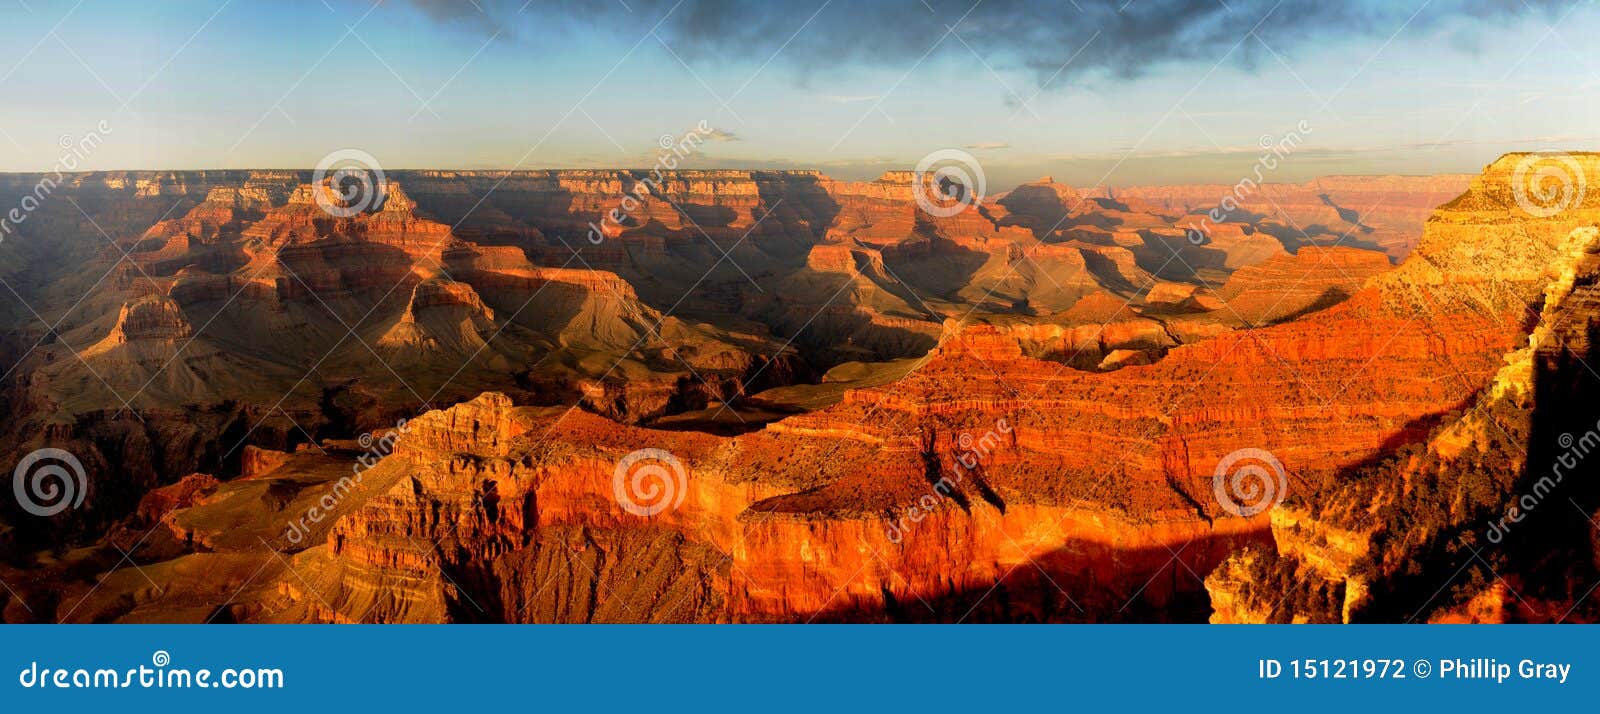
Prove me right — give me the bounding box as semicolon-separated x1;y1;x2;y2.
11;161;1567;623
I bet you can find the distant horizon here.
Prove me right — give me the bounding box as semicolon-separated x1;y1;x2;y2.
0;162;1496;196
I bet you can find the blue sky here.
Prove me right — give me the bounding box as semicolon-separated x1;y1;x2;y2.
1;0;1598;188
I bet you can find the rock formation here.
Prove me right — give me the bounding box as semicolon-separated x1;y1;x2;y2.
1206;153;1600;623
4;160;1570;624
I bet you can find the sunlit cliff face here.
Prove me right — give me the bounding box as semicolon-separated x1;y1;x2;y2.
5;156;1598;623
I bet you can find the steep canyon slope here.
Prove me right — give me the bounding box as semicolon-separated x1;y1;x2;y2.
1207;154;1600;623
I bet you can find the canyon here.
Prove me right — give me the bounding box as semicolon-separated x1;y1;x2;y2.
3;157;1590;623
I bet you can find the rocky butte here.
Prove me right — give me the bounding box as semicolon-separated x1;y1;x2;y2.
3;159;1588;622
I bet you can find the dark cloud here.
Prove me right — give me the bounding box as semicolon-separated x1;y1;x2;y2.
403;0;505;36
403;0;1571;91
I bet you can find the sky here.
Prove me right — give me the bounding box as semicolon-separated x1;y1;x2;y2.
1;0;1598;190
